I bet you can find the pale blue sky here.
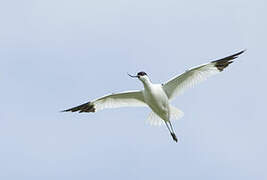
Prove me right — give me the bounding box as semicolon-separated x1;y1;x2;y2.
1;0;267;179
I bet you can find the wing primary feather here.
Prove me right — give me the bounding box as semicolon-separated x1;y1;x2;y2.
162;50;245;100
62;102;96;113
211;50;245;71
62;90;146;113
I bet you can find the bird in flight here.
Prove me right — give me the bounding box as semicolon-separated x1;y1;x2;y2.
63;50;245;142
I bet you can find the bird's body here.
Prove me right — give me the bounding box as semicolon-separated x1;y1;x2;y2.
63;50;245;142
143;83;170;122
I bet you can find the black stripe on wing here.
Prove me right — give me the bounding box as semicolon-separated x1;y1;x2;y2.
212;50;245;71
62;102;96;113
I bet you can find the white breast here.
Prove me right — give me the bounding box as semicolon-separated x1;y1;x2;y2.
143;84;170;121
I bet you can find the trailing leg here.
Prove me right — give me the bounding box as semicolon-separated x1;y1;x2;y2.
164;121;178;142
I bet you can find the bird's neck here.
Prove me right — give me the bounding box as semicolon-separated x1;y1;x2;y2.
141;79;153;89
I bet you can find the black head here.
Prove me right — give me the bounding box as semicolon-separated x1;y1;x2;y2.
137;71;147;77
128;71;147;78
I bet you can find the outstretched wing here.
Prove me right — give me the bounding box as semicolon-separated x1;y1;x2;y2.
62;90;147;113
163;50;245;100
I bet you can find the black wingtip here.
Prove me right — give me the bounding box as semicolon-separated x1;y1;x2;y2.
232;49;246;56
61;102;96;113
212;50;246;72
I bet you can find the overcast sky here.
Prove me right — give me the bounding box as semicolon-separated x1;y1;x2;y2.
1;0;267;179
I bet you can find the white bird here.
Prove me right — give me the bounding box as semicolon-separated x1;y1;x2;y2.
63;50;245;142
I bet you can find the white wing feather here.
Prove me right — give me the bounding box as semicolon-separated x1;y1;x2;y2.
163;50;245;100
63;90;147;113
93;91;147;111
163;63;219;100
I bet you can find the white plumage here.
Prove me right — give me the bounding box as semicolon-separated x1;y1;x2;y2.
93;91;147;111
147;106;184;126
63;50;245;142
